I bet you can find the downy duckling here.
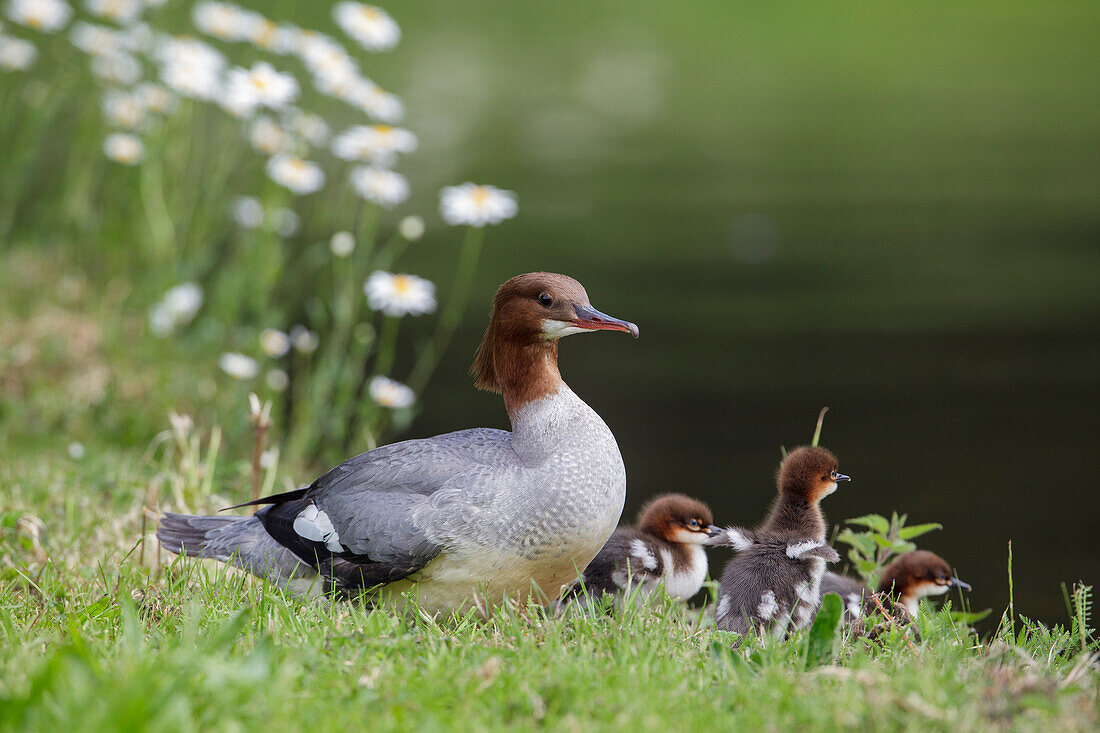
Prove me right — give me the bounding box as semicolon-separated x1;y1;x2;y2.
822;549;970;621
560;493;721;605
710;446;848;638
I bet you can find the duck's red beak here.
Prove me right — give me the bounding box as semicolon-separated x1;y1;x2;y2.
572;303;639;338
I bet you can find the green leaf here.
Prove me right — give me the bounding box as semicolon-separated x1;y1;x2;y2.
71;596;116;625
836;529;876;557
897;523;943;540
891;540;917;555
872;534;895;550
845;514;890;534
949;608;993;625
805;593;843;668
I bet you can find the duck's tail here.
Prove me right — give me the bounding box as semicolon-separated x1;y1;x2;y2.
157;512;315;585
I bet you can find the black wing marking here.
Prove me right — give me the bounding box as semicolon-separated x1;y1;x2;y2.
256;500;439;589
221;487;309;512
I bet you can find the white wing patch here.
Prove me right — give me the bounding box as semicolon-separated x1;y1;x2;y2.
630;538;658;570
786;540;823;559
717;595;731;620
757;589;778;620
846;593;862;618
719;527;753;551
293;504;344;553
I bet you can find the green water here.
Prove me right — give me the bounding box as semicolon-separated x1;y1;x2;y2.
368;1;1100;624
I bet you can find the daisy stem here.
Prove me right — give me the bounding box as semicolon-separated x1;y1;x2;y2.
370;230;407;272
374;315;400;377
406;225;485;394
139;142;177;269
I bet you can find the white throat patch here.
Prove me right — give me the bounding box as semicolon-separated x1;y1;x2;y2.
541;319;590;339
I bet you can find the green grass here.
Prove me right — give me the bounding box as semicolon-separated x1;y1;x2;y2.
1;441;1097;732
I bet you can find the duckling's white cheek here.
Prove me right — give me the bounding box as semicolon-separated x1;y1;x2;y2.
925;583;950;597
822;481;838;496
673;529;709;545
541;319;588;339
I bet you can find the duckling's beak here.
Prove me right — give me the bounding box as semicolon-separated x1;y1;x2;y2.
706;525;723;538
949;576;971;591
835;473;851;482
572;303;640;338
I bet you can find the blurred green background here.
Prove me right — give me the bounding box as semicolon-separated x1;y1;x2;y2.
388;0;1100;625
3;0;1099;625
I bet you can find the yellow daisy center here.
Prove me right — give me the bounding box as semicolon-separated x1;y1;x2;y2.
360;7;381;21
471;187;490;206
392;276;411;294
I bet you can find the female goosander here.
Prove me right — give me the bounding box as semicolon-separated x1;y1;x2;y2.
822;549;970;620
158;272;639;613
559;493;721;605
710;446;848;638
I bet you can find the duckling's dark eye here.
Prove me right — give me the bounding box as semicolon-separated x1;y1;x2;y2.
537;293;553;308
829;470;837;480
688;519;700;529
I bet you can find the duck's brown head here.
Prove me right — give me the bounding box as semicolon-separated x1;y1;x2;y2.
636;493;721;545
776;446;849;504
877;550;970;609
471;273;638;412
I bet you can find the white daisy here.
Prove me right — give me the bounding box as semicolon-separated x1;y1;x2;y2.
117;19;151;52
247;116;292;155
266;154;324;195
101;89;145;129
192;2;247;41
332;2;399;53
269;207;299;237
331;124;416;164
69;21;119;55
67;441;86;459
0;35;35;70
349;80;403;123
90;51;140;84
242;14;293;54
149;281;202;335
85;0;141;26
259;328;290;357
163;281;203;321
368;375;414;409
135;81;175;114
439;183;517;227
329;231;354;258
224;61;298;112
289;325;319;353
6;0;72;33
232;195;263;228
265;368;289;391
218;352;259;380
350;166;408;209
397;215;424;241
103;132;143;164
284;107;329;146
156;36;225;101
364;271;436;317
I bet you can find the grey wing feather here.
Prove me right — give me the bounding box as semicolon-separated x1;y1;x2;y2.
307;428;515;563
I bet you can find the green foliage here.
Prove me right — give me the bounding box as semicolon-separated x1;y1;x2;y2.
804;592;843;668
835;512;942;587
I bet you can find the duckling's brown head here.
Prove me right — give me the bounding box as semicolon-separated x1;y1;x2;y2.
471;273;638;405
637;493;721;545
878;550;970;601
777;446;849;504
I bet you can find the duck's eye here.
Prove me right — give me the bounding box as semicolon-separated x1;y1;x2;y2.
688;519;700;529
538;293;553;308
829;470;837;479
